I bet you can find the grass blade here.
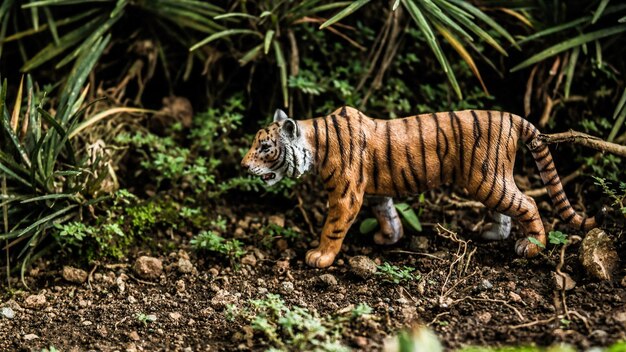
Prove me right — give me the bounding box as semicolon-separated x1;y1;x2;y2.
43;6;60;45
402;0;461;99
20;15;102;72
564;46;580;99
10;76;24;133
320;0;371;29
613;87;626;120
449;0;517;48
69;107;155;138
592;0;611;24
264;29;275;55
239;43;263;66
273;41;288;107
437;24;488;94
190;29;261;52
511;24;626;72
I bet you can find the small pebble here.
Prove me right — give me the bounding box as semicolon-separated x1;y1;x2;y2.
349;256;378;279
553;272;576;291
169;312;182;321
241;254;257;267
478;279;493;291
24;294;46;310
1;307;15;319
129;331;140;341
177;258;194;274
133;256;163;280
23;334;38;341
62;266;88;284
281;281;294;294
318;274;338;287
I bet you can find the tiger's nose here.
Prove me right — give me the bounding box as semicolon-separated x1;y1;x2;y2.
241;160;250;172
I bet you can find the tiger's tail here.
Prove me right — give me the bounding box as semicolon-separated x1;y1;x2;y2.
519;118;602;232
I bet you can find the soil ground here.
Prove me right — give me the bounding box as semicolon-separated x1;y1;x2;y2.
1;188;625;352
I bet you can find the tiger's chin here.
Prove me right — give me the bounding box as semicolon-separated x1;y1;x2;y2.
260;172;282;186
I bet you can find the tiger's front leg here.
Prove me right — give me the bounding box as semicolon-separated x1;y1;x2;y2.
306;191;364;268
369;196;404;245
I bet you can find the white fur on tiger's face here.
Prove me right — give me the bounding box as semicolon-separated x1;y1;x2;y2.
241;109;313;186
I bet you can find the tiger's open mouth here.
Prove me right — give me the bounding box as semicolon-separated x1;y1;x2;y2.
262;173;276;181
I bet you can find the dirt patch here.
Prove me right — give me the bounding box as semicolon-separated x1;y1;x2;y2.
1;201;625;351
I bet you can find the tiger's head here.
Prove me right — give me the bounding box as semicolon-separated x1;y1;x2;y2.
241;109;312;186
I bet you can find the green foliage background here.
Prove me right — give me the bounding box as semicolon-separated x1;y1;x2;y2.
0;0;624;283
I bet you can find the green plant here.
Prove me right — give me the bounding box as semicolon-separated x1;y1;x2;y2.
234;293;369;351
593;176;626;215
0;35;130;281
0;0;224;91
548;231;568;246
376;262;420;284
190;230;246;265
137;312;157;326
190;1;358;107
512;1;626;142
360;200;422;234
321;0;518;99
261;223;301;247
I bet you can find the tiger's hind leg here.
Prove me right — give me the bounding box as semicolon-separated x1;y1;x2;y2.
491;186;546;257
481;212;512;240
369;196;404;245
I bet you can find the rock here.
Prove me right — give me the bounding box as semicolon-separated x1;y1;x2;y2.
169;312;182;321
234;227;245;239
62;266;88;284
268;215;285;228
318;274;338;287
353;336;368;348
553;272;576;291
520;288;544;308
281;281;294;295
241;254;257;267
509;292;522;303
146;314;157;322
1;307;15;319
23;334;38;341
476;311;492;324
349;256;378;279
409;236;430;251
579;228;618;281
133;256;163;280
478;279;493;291
276;239;288;251
176;279;186;293
24;294;46;310
177;258;194;274
129;331;140;341
211;290;237;310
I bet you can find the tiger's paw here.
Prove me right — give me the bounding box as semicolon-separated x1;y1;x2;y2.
515;238;543;257
305;248;337;268
373;230;402;245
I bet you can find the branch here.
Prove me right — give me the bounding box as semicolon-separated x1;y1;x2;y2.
537;131;626;158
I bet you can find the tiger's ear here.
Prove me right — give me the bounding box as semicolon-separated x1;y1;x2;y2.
273;109;288;122
281;119;299;140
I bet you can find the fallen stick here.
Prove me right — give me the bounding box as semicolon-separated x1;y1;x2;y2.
537;131;626;158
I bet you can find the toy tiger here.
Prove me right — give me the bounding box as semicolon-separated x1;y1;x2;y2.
241;106;600;268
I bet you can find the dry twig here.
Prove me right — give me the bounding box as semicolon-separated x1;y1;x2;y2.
537;131;626;158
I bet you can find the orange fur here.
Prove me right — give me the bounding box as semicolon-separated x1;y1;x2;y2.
242;107;598;268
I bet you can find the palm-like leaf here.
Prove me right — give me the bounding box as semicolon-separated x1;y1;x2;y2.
320;0;518;99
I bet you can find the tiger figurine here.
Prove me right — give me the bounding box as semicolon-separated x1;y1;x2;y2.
241;106;600;268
